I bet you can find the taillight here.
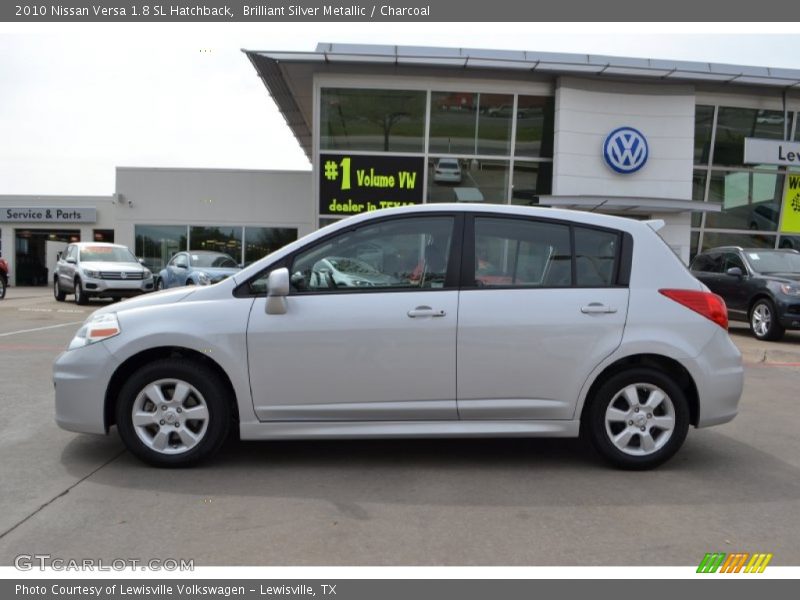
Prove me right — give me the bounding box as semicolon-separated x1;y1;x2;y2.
659;289;728;330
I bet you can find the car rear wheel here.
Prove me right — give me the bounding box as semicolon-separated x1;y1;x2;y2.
54;278;66;301
74;279;89;305
584;368;690;470
750;299;784;341
0;277;6;300
116;359;231;467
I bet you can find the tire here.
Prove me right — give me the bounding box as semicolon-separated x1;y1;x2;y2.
74;279;89;305
583;368;690;470
0;276;6;300
54;278;66;301
185;280;195;286
750;299;784;341
115;359;231;467
156;278;165;291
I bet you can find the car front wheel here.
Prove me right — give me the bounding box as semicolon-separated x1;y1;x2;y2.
115;359;231;467
54;278;66;301
750;299;785;341
74;279;88;305
584;368;690;470
0;277;6;300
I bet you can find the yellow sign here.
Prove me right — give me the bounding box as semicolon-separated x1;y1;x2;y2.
781;174;800;234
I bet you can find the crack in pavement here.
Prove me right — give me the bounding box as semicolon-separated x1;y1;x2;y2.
0;449;127;541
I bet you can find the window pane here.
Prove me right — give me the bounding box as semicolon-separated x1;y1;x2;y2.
701;231;775;252
516;96;555;158
244;227;297;266
320;88;426;153
713;107;787;166
135;225;187;273
694;105;714;165
477;93;513;155
291;217;454;292
427;157;509;204
474;217;571;287
705;171;784;231
189;226;242;263
511;161;552;204
779;235;800;250
691;171;707;227
575;227;619;287
429;92;477;155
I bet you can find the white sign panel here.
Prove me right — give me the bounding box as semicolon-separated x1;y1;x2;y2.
744;138;800;166
1;207;97;223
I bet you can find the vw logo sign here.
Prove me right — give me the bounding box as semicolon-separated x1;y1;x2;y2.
603;127;648;174
120;272;127;279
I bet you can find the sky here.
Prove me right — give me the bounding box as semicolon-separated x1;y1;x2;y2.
1;23;800;196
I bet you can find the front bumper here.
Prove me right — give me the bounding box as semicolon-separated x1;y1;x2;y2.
54;341;121;434
83;277;154;297
776;297;800;329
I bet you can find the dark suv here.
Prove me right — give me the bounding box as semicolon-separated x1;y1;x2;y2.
690;246;800;341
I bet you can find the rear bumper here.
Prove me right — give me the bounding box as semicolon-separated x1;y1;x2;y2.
685;328;744;428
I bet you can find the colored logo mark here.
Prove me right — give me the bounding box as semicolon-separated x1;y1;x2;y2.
696;552;773;573
603;126;648;174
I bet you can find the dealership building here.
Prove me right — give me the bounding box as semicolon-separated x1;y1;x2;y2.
3;43;800;286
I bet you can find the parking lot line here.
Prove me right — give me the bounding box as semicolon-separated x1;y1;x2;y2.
0;321;83;337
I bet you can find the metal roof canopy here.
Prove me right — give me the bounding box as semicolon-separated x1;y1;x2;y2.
535;195;722;214
244;42;800;160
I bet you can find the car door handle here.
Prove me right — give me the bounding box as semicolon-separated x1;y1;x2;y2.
407;306;446;318
581;303;617;314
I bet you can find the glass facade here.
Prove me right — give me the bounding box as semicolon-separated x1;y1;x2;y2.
135;225;297;273
319;86;554;222
691;104;798;258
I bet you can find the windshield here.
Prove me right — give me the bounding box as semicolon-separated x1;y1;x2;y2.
745;251;800;274
191;253;238;268
80;246;137;263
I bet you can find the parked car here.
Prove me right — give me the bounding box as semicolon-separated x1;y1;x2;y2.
0;257;8;299
690;246;800;341
433;158;462;184
54;242;154;305
157;251;240;289
54;204;743;469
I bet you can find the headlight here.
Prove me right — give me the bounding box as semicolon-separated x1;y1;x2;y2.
143;269;152;278
67;313;121;350
197;272;211;285
779;283;800;296
82;269;101;279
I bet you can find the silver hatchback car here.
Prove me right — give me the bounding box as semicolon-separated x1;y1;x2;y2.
54;205;743;469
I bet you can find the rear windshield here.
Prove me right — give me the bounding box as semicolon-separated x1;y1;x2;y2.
80;246;137;263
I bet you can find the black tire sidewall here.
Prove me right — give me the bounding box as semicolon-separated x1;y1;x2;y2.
54;278;65;301
0;277;5;299
584;368;690;470
116;359;230;467
74;279;88;305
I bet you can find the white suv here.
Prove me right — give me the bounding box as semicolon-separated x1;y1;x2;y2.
54;205;743;469
54;242;154;304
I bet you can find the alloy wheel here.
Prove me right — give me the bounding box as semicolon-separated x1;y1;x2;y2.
604;383;676;456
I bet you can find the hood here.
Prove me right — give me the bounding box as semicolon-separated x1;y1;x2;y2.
92;287;196;317
80;261;147;272
194;267;240;276
762;272;800;283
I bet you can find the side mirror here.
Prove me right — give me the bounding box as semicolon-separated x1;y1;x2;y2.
66;257;77;264
139;258;146;265
266;267;290;315
176;263;188;269
726;267;743;278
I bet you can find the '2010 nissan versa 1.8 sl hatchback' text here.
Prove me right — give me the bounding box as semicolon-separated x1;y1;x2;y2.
54;204;744;469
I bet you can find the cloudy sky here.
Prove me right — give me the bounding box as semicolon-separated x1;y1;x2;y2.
1;23;799;196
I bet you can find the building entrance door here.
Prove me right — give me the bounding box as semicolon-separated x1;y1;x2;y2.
15;229;80;286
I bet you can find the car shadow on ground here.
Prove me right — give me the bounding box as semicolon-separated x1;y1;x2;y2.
60;427;800;510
